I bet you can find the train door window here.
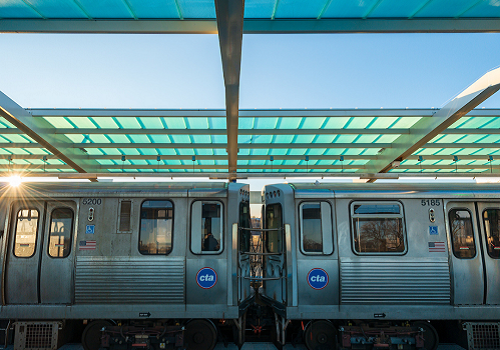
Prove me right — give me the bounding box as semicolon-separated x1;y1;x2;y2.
191;201;223;254
48;208;74;258
14;209;39;257
483;209;500;259
139;200;173;255
300;202;333;255
240;201;251;252
449;209;476;259
351;202;406;254
265;203;282;253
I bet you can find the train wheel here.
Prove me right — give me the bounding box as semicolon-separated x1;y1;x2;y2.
413;321;439;350
185;319;217;350
81;320;112;350
304;320;338;350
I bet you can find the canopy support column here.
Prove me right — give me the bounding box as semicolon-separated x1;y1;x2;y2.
214;0;244;180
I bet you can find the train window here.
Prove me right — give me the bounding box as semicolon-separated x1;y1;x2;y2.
48;208;74;258
14;209;39;258
483;209;500;259
351;202;406;254
191;201;223;254
118;200;132;232
239;201;251;252
300;202;333;255
449;209;476;259
139;200;173;255
265;203;282;253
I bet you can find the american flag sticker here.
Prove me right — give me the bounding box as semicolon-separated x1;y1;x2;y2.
79;240;96;250
429;242;446;252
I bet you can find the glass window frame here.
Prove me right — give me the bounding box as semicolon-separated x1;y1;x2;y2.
190;200;224;255
138;199;174;256
239;201;251;252
448;208;476;259
482;208;500;259
48;207;74;259
13;208;40;258
299;201;334;256
350;201;407;256
264;203;283;254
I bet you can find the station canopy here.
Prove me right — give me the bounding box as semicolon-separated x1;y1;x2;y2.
1;0;500;181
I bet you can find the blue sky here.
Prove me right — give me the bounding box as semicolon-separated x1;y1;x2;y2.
1;32;500;109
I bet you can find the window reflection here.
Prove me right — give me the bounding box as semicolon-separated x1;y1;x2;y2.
449;209;475;259
202;203;221;252
302;203;323;253
14;209;39;257
265;204;282;253
139;200;173;255
48;208;73;258
483;209;500;259
352;203;405;254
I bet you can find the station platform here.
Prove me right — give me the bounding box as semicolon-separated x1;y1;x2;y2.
49;342;467;350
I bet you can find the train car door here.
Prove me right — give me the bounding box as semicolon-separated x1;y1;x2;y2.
4;200;77;304
446;202;484;305
475;202;500;304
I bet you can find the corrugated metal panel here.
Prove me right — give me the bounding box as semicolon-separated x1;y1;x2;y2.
340;258;450;304
75;256;185;304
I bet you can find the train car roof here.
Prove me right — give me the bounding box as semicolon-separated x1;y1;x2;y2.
283;182;500;199
0;181;234;198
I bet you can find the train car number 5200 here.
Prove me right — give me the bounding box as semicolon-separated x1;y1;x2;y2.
82;198;102;205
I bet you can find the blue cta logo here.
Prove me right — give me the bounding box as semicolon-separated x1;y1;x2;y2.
196;267;218;289
307;268;329;290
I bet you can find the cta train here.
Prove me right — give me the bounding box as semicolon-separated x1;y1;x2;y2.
0;181;252;350
1;180;499;350
261;182;500;350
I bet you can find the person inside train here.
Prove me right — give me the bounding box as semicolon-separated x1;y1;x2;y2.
203;232;219;251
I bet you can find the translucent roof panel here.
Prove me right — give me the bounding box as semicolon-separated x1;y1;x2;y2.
2;0;500;20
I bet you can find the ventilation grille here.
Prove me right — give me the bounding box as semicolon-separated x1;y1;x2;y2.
119;200;132;231
464;322;500;350
14;322;60;350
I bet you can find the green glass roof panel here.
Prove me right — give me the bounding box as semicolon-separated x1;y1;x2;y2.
126;0;180;19
177;0;215;18
253;118;279;129
414;0;484;18
0;1;42;18
321;0;380;18
368;0;430;18
136;117;163;129
62;117;93;128
43;117;73;128
344;118;373;129
155;149;177;155
271;135;295;143
21;0;86;18
114;117;141;128
150;135;173;143
390;117;422;128
72;0;133;18
464;1;500;17
273;0;327;18
92;117;121;128
322;117;351;129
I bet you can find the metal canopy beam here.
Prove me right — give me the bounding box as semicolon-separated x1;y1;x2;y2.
2;19;500;34
4;142;500;149
214;0;244;178
26;108;500;118
0;92;101;174
362;67;500;179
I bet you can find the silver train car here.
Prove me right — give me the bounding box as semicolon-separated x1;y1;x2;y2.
261;182;500;350
0;181;252;350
